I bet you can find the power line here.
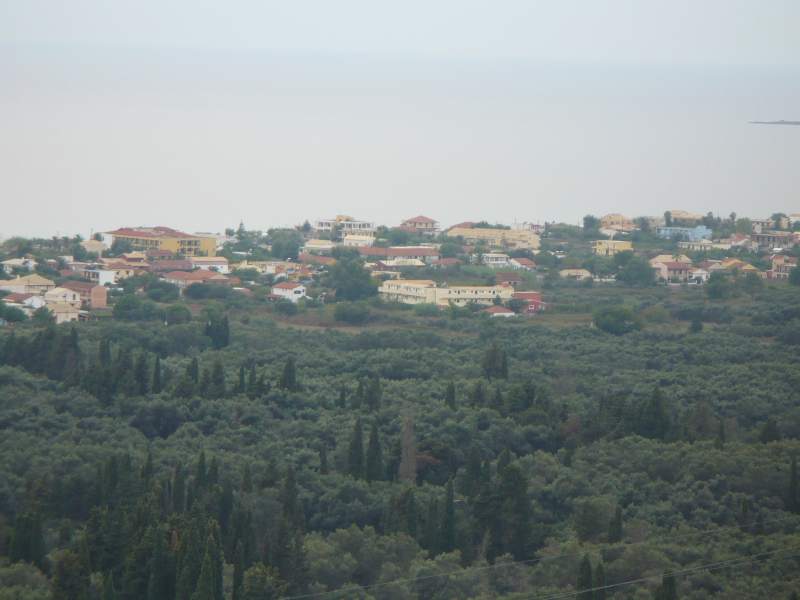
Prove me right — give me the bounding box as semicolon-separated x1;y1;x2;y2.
530;544;800;600
279;513;800;600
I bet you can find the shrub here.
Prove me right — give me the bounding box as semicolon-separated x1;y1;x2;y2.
593;305;642;335
334;302;371;324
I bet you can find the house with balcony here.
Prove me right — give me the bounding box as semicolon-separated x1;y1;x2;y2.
400;215;439;235
270;281;307;303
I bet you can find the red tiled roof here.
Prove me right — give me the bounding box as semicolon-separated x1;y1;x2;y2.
434;258;462;266
61;281;96;293
164;270;225;281
358;246;439;258
495;272;523;281
3;292;34;303
403;215;437;224
107;226;196;239
484;305;514;314
150;260;193;272
298;253;336;266
512;258;537;267
512;291;542;301
272;281;303;290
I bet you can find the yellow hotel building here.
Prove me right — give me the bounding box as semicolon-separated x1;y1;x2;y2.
106;227;216;257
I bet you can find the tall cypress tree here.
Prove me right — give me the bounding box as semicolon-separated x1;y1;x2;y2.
348;418;365;479
173;465;186;513
352;380;364;409
236;365;246;395
366;377;382;411
445;382;456;410
319;446;329;475
790;457;798;513
594;562;607;600
365;423;384;482
336;385;347;409
134;352;150;395
654;572;677;600
280;467;302;531
576;554;593;600
441;479;456;553
279;357;297;391
210;360;226;398
188;357;200;383
152;356;162;394
246;364;258;399
232;542;244;600
608;506;623;542
398;417;417;484
191;537;217;600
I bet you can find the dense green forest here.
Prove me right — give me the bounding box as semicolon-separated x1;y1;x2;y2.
2;281;800;599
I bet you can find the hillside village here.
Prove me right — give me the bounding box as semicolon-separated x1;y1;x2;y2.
1;210;799;326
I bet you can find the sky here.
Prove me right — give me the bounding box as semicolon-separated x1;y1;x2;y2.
1;1;799;237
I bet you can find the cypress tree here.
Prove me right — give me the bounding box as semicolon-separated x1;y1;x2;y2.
463;446;482;499
500;463;532;560
242;463;253;493
173;465;186;513
445;381;456;409
576;554;593;600
760;418;782;443
103;573;117;600
196;451;208;493
208;456;220;487
152;355;162;394
191;537;217;600
347;418;364;479
246;363;258;399
147;526;174;600
441;479;456;553
398;417;417;484
280;467;302;531
99;338;112;367
232;542;245;600
188;357;200;383
472;381;486;407
134;352;150;395
594;562;606;600
337;385;347;409
790;457;799;514
654;572;677;600
319;446;329;475
279;356;297;391
352;380;364;409
52;549;90;600
210;360;226;398
491;386;504;412
366;377;382;411
365;423;383;482
236;365;246;395
608;506;623;542
9;511;46;568
422;499;440;555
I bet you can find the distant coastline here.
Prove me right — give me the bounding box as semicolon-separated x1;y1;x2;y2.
749;120;800;126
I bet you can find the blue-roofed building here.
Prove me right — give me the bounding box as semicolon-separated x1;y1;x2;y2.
656;225;712;242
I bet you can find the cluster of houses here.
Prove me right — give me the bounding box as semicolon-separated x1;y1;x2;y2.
2;210;798;323
0;273;107;324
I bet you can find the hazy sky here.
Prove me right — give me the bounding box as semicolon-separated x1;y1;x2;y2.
1;1;799;237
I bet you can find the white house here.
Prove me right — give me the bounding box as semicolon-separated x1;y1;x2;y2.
189;256;230;274
270;281;307;303
481;253;511;268
44;287;82;308
1;258;36;274
343;234;375;248
83;268;117;286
